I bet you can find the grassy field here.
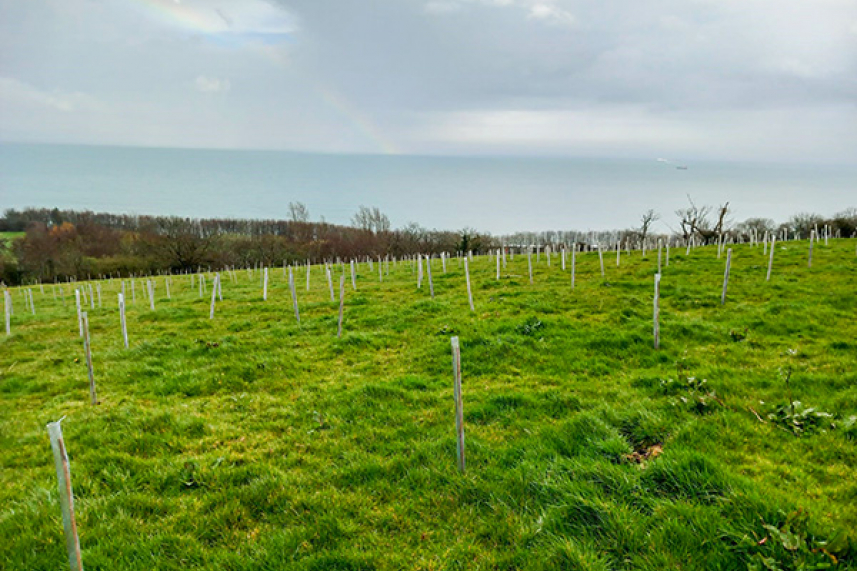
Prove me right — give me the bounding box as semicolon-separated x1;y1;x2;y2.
0;231;24;246
1;240;856;570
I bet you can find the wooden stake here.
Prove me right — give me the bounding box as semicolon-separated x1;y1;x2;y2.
47;419;83;571
451;336;465;473
721;248;732;305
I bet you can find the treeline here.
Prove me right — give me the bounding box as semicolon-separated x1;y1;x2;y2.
0;208;496;284
1;204;854;285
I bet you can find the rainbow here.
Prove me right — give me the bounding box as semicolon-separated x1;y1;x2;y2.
315;85;400;155
127;0;400;155
130;0;228;34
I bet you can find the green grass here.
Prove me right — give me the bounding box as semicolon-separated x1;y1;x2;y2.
1;241;856;570
0;231;24;246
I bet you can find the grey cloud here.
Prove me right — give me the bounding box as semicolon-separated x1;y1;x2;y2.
1;0;855;161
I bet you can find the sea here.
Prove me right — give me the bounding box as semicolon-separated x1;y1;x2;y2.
1;143;854;235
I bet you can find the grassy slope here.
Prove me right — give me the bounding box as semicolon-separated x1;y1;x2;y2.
1;241;855;570
0;231;24;245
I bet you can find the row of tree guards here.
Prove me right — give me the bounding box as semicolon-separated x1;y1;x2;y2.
3;228;843;338
0;233;850;571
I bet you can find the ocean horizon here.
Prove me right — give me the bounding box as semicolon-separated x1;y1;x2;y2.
1;142;854;235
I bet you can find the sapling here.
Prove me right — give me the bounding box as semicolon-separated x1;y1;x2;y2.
426;254;435;298
653;273;661;349
451;336;465;473
464;258;475;312
721;248;732;305
47;419;83;571
337;275;346;338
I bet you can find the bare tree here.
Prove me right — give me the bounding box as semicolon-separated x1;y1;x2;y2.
351;205;390;234
639;209;660;244
675;196;730;244
288;202;310;223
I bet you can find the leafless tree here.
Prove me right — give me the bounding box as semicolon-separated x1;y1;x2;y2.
351;206;391;234
675;196;730;244
288;202;310;223
639;209;660;244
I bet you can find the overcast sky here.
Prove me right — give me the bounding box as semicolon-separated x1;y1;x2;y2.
1;0;855;162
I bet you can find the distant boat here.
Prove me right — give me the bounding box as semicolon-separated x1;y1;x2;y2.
658;158;688;170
